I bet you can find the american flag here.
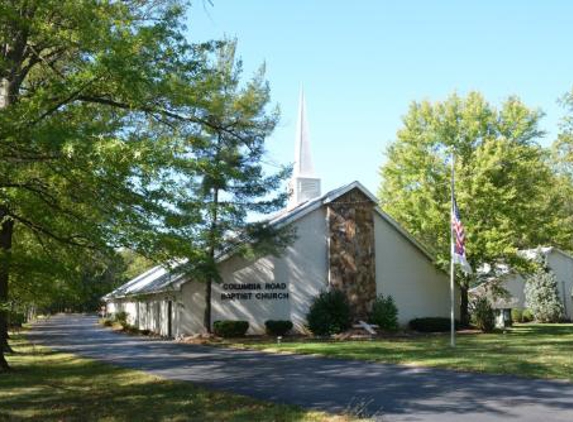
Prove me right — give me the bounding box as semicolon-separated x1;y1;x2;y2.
452;198;472;274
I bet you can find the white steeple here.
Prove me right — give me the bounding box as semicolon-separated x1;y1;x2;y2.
288;88;321;209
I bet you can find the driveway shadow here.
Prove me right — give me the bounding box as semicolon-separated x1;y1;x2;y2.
27;314;573;422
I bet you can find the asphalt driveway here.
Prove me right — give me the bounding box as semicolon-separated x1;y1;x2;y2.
27;314;573;421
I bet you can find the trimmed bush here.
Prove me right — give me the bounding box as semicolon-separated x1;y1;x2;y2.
409;317;460;332
470;297;495;333
522;308;534;322
114;311;129;328
511;308;523;323
369;295;399;331
265;320;293;336
213;320;249;338
306;290;352;336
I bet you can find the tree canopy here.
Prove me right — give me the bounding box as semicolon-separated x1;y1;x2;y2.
378;92;572;323
0;1;287;369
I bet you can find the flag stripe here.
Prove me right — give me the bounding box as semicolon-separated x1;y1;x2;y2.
451;198;470;274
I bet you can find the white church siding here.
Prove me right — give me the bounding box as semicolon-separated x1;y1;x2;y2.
178;280;206;336
374;212;458;325
210;206;328;334
136;296;174;336
106;295;177;337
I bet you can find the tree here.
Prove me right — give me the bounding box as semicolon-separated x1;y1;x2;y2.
549;89;573;251
0;0;229;371
378;92;569;325
168;41;293;332
525;255;565;323
118;249;155;282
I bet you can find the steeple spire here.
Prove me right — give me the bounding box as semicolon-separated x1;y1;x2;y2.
294;88;314;177
288;87;321;209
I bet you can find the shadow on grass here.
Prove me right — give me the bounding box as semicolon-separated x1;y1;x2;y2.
238;323;573;382
0;337;332;422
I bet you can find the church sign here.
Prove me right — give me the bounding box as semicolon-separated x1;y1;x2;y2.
220;282;289;301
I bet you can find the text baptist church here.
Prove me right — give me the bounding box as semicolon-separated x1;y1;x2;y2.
103;91;458;337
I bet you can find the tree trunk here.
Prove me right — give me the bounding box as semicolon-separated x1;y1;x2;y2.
203;187;219;334
459;282;470;328
1;34;24;371
0;207;14;372
203;278;212;333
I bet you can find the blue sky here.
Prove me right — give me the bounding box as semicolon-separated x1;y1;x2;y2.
186;1;573;194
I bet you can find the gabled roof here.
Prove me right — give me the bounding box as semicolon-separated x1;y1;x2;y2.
520;246;573;261
104;181;439;301
103;261;186;301
264;180;434;262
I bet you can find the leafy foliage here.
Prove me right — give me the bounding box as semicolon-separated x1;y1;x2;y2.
113;312;129;329
0;1;289;367
306;290;352;336
470;297;496;332
378;92;571;324
525;262;565;323
265;320;293;336
522;309;534;322
0;0;222;369
368;295;399;331
511;308;524;323
213;320;249;338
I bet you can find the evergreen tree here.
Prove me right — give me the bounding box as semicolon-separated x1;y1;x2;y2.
168;41;293;332
524;254;565;323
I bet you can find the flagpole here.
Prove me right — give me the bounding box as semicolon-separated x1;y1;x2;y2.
450;151;456;348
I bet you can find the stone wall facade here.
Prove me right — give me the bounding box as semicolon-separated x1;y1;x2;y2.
327;188;376;320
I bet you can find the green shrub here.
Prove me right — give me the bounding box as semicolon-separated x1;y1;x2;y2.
524;265;564;323
409;317;460;332
369;295;399;331
522;308;534;322
470;297;495;333
265;320;293;336
511;308;523;323
114;311;129;328
100;318;114;327
306;290;352;336
213;320;250;338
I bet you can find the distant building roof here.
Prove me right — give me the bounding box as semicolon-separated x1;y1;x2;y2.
470;246;573;308
102;261;186;301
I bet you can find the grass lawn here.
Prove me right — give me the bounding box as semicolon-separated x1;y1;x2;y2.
226;324;573;382
0;333;356;422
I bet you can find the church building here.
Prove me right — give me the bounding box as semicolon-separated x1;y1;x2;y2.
104;92;457;337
